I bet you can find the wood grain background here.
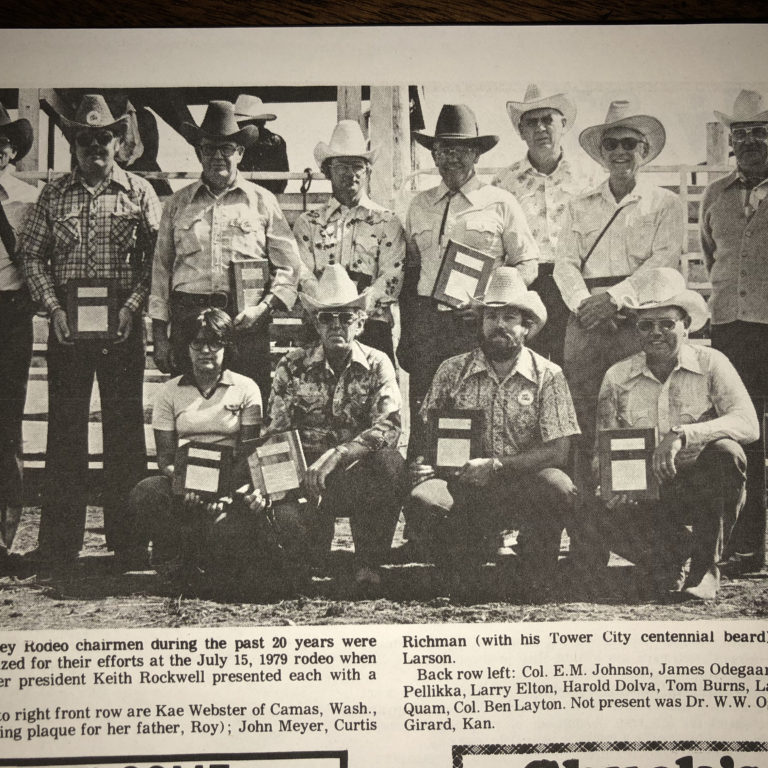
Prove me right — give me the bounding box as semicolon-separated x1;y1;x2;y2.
5;0;766;28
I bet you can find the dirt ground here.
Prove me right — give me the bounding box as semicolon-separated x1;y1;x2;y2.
2;506;768;629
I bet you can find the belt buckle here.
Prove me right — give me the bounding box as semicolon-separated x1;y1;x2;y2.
209;292;229;310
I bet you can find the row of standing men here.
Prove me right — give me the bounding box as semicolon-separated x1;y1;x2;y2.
0;87;766;596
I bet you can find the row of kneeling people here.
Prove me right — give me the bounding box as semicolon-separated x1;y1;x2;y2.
1;88;766;598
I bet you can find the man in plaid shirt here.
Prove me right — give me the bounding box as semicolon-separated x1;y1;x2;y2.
19;95;161;573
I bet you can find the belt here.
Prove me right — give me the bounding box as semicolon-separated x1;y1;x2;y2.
171;291;231;310
537;263;556;277
584;275;628;290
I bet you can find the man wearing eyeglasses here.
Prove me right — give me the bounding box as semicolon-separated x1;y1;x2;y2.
149;100;301;403
493;85;601;366
553;101;684;460
294;120;405;362
700;90;768;575
265;264;405;591
18;94;162;572
595;268;758;600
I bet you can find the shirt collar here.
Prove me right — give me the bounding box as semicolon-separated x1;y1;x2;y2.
631;343;703;380
434;173;483;205
734;168;768;190
521;149;567;177
306;340;371;373
194;172;251;201
320;192;375;224
598;176;651;207
68;163;131;193
463;346;538;384
178;369;235;387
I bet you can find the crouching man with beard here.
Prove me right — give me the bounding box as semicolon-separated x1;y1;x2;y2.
407;267;580;600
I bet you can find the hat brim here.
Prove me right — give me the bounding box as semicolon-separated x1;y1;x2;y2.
179;121;260;148
413;132;499;155
298;289;370;313
59;113;130;143
714;109;768;128
579;115;666;168
623;290;709;333
0;119;33;162
506;93;576;136
236;113;277;123
314;142;377;168
468;294;548;339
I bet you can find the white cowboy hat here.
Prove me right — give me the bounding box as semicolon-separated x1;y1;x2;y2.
233;94;277;123
298;263;370;313
579;100;666;168
313;120;377;167
469;266;547;339
620;268;709;333
714;89;768;128
505;83;576;137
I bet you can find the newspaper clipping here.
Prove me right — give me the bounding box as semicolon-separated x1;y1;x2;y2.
0;24;767;768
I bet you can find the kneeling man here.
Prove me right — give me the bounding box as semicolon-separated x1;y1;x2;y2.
408;267;580;598
265;264;405;588
596;268;759;599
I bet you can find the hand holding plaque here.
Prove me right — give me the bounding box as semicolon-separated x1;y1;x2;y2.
173;441;234;501
425;408;485;478
431;240;496;309
66;278;120;340
231;257;269;314
247;430;308;501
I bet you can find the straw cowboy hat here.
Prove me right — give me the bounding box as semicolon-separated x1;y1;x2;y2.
413;104;498;155
58;94;130;142
469;266;547;338
298;263;370;313
620;267;709;333
313;120;377;167
233;94;277;123
579;100;666;168
0;102;33;162
180;101;259;147
714;89;768;127
506;83;576;137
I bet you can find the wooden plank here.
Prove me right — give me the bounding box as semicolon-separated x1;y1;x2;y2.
369;86;411;210
336;85;363;126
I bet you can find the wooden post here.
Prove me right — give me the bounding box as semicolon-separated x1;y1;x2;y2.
15;89;40;177
369;86;411;210
706;121;729;182
336;86;363;128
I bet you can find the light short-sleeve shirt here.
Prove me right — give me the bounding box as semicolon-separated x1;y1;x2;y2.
152;369;263;448
0;167;39;290
420;346;580;458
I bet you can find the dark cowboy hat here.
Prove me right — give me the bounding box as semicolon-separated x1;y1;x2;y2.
0;102;33;162
58;94;130;142
413;104;498;155
180;100;259;148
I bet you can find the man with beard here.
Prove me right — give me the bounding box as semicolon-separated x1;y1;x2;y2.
294;120;405;361
19;95;162;572
407;267;580;599
699;90;768;575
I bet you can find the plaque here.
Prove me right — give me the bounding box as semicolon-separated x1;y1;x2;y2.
231;257;269;313
431;240;496;309
173;441;234;500
66;278;120;340
425;409;485;477
598;427;659;502
247;430;307;501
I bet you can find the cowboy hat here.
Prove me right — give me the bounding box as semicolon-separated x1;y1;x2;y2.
714;89;768;128
233;94;276;123
298;263;370;313
506;83;576;136
180;101;259;148
58;94;130;142
579;100;666;168
314;120;377;167
413;104;498;155
0;102;33;162
469;266;547;338
620;267;709;333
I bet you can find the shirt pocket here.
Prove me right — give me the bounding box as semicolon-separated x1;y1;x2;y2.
229;217;264;257
616;387;652;428
463;212;499;252
571;218;603;258
52;214;80;257
349;234;378;284
110;209;140;258
409;221;433;259
173;215;203;257
627;213;658;259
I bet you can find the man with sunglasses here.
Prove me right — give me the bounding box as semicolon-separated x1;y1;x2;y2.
19;94;162;572
294;120;405;362
700;90;768;575
493;85;601;366
265;264;405;591
150;100;301;403
554;101;684;468
0;102;38;574
595;268;757;600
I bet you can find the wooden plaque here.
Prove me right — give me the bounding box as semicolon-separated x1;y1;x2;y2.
173;441;234;500
247;430;307;501
431;240;496;309
66;278;120;340
598;427;659;502
425;408;485;477
231;257;269;314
